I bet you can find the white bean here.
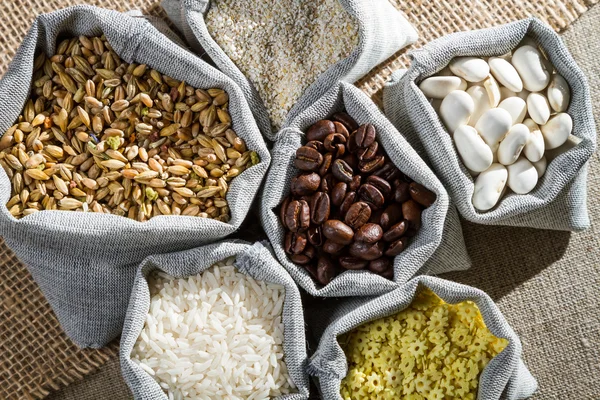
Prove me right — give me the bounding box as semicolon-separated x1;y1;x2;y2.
522;119;545;162
547;74;571;112
527;92;551;125
440;90;474;133
507;157;538;194
482;74;502;107
488;57;523;92
419;76;467;99
467;85;492;127
497;124;529;165
498;97;527;125
541;113;572;149
453;125;494;172
472;163;508;211
449;57;490;82
511;45;551;92
532;156;547;178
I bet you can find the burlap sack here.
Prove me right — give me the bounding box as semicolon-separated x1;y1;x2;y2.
307;276;538;400
161;0;418;140
383;18;597;231
0;5;270;348
120;240;310;400
260;81;470;298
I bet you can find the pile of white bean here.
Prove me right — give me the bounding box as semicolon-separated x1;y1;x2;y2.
420;40;573;211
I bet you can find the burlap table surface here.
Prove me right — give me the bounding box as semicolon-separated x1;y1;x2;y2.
0;0;598;399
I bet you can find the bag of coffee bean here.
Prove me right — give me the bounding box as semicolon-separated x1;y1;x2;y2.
0;5;270;347
162;0;418;138
260;81;470;298
307;276;538;400
383;18;596;232
120;240;310;399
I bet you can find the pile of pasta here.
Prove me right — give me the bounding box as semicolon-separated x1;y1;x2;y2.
339;288;508;400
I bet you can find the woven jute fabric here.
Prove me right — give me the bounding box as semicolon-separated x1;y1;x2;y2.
0;1;597;400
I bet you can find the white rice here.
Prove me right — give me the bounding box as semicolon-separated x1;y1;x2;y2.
131;257;296;399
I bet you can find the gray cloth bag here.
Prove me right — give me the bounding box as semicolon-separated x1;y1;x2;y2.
383;18;597;231
307;276;538;400
120;240;310;400
161;0;419;140
260;81;471;298
0;5;270;348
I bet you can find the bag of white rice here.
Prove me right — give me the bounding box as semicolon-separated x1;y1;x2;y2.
120;240;310;399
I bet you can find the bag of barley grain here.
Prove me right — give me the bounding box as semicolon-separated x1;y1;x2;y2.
0;5;270;347
162;0;418;138
307;276;537;400
120;240;310;400
383;18;596;232
259;81;471;298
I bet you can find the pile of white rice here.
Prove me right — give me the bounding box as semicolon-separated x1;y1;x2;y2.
131;257;296;399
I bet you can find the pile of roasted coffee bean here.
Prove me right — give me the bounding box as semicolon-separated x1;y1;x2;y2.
279;112;436;286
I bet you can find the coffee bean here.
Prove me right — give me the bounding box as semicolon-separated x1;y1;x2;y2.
291;172;321;196
380;265;394;279
339;256;368;270
355;124;376;148
339;191;357;216
344;201;371;229
332;112;358;132
380;203;403;231
374;162;401;181
333;121;350;138
402;199;422;230
368;257;392;274
358;155;385;173
404;227;418;237
324;133;347;157
366;175;391;197
357;141;378;161
291;247;314;264
306;120;335;141
409;182;436;207
280;196;291;229
331;182;347;207
322;219;354;245
347;132;358;153
285;199;310;232
305;140;324;152
385;237;408;256
349;175;362;191
307;226;323;246
358;184;385;209
394;181;411;203
341;152;358;169
319;153;333;176
349;241;384;261
383;219;408;242
304;264;319;281
320;173;334;193
323;239;345;254
355;223;383;243
295;146;323;171
284;231;307;254
370;208;384;224
311;192;330;224
332;159;353;183
317;257;336;286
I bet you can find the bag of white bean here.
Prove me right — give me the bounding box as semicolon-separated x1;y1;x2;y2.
120;240;310;400
383;18;596;232
161;0;418;138
307;276;538;400
259;81;470;298
0;5;270;347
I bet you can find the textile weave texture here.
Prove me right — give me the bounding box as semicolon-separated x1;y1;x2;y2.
0;0;599;399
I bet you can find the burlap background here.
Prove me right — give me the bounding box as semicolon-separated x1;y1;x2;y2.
0;0;599;399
